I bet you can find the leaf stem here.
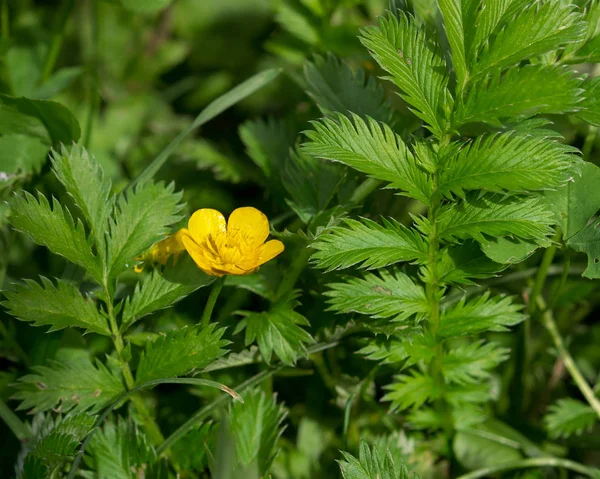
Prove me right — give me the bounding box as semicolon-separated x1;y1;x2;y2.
202;276;225;327
538;296;600;420
0;399;31;442
40;0;75;83
455;457;599;479
528;234;560;316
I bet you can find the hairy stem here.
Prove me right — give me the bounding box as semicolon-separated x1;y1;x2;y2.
538;296;600;420
201;276;225;327
455;457;599;479
40;0;75;83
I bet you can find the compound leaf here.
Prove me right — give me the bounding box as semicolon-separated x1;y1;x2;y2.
545;398;598;439
339;440;414;479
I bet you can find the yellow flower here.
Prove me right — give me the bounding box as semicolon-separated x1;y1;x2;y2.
134;229;188;273
179;207;284;277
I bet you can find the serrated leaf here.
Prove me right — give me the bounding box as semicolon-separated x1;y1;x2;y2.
9;192;102;282
442;341;509;385
302;114;432;203
50;145;112;257
135;324;228;384
303;54;392;122
229;388;287;476
382;371;437;411
13;358;124;414
359;11;452;137
326;269;428;321
243;300;314;365
339;440;414;479
437;0;471;90
455;65;583;127
121;268;213;330
439;132;576;197
472;1;586;78
470;0;513;56
566;216;600;278
282;148;344;223
311;217;428;271
544;398;598;438
436;195;555;244
276;1;319;45
21;455;48;479
359;331;435;366
239;117;297;185
544;161;600;240
576;76;600;126
436;241;505;286
439;293;524;338
107;181;183;278
480;237;542;264
2;276;110;335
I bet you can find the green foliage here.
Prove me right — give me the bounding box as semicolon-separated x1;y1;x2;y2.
338;440;416;479
13;358;124;414
135;324;228;384
2;276;110;335
107;181;184;277
359;12;452;137
544;398;598;438
228;388;287;476
242;297;314;365
303;54;393;122
382;372;436;412
303;114;431;203
442;341;509;385
311;217;428;271
9;192;103;282
326;270;428;321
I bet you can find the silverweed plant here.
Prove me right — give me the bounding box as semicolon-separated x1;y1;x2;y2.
2;0;600;478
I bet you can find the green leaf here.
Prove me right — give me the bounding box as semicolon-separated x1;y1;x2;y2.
302;114;431;203
282;148;344;223
84;417;157;479
13;358;124;414
229;388;287;476
575;76;600;126
120;0;172;13
50;145;112;257
455;65;583;127
436;241;505;286
472;1;586;78
243;299;314;365
326;269;428;321
0;134;47;176
566;216;600;278
453;429;522;471
480;237;542;264
359;332;435;366
2;276;110;335
437;0;470;89
135;324;228;384
439;293;524;338
303;54;392;122
436;195;555;244
359;11;452;137
439;133;576;197
276;1;319;45
107;181;183;278
131;68;281;188
544;398;598;439
442;341;509;385
382;371;437;411
544;162;600;240
9;192;102;282
0;94;80;145
121;268;213;330
311;217;428;271
339;440;414;479
239;116;297;184
470;0;512;56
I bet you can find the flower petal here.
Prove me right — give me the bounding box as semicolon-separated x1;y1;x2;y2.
258;239;285;265
187;209;226;245
181;235;220;276
227;207;270;247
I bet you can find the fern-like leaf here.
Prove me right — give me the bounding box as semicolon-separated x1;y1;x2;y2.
382;372;436;412
545;398;598;438
339;440;415;479
442;341;509;386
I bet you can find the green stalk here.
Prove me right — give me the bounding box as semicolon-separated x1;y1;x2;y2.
0;399;31;442
528;235;559;316
202;276;225;327
455;457;599;479
538;296;600;420
40;0;75;83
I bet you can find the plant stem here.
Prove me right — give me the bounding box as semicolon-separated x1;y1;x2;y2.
349;177;381;205
529;234;560;316
455;457;599;479
202;277;225;327
0;399;31;442
538;296;600;420
275;246;313;301
40;0;75;83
